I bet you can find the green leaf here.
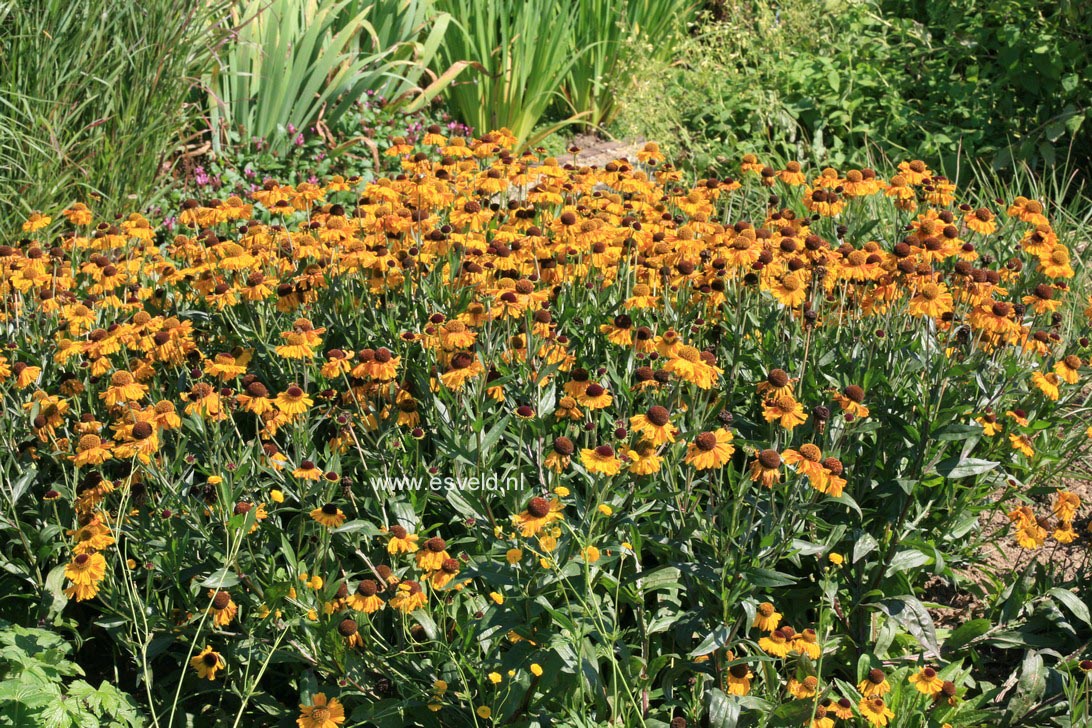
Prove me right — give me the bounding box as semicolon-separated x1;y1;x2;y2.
1045;588;1092;629
942;618;992;655
935;457;998;479
852;533;879;563
878;595;939;657
885;548;932;576
704;688;740;728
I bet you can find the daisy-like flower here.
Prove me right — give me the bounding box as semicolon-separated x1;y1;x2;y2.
749;449;782;488
297;692;345;728
346;579;384;614
101;371;147;406
293;460;323;481
416;537;450;571
581;444;623;476
756;368;794;399
762;395;807;430
389;580;427;613
337;618;363;648
664;345;722;389
513;496;564;537
1053;491;1080;522
428;558;461;589
440;351;483;390
1009;433;1035;458
209;590;238;627
725;663;752;696
310;503;346;529
781;443;826;485
684;429;735;470
577;382;613;410
819;458;847;497
1031;371;1061;400
908;281;954;319
965;207;997;235
275;385;313;416
545;436;574;472
1054;354;1082;384
976;411;1001;436
64;552;107;601
858;697;895;727
237;381;275;415
793;628;822;659
387;525;419;554
908;666;944;697
68;515;115;554
753;601;781;631
190;646;225;681
758;627;792;657
770;270;809;307
788;675;819;699
833;385;869;418
859;668;891;697
626;440;664;475
629;405;678;446
73;434;112;467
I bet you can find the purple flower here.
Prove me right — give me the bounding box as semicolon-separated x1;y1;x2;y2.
194;166;209;186
164;216;177;231
315;152;326;162
243;165;256;179
287;123;297;135
308;175;318;184
294;133;305;147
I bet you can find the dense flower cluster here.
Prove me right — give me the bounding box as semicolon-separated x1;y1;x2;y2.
4;130;1089;724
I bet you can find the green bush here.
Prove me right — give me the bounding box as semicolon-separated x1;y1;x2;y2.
611;0;1091;181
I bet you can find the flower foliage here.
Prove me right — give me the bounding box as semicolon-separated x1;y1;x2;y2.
2;129;1090;725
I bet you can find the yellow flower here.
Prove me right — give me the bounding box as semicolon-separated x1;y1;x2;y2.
190;646;225;680
297;693;345;728
310;504;346;529
597;504;613;516
488;672;502;684
684;429;735;470
530;663;543;677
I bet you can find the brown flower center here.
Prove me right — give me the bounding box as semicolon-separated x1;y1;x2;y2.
757;449;781;469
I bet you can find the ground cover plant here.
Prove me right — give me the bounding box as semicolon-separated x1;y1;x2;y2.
2;131;1091;726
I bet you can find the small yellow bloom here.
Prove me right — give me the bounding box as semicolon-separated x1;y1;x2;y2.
554;486;570;497
530;663;543;677
271;489;285;503
828;552;844;565
597;504;613;516
489;592;504;605
488;672;502;684
476;706;491;719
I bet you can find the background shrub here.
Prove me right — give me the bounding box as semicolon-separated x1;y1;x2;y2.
610;0;1092;182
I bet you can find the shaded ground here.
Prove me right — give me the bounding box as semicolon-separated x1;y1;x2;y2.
924;468;1091;630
